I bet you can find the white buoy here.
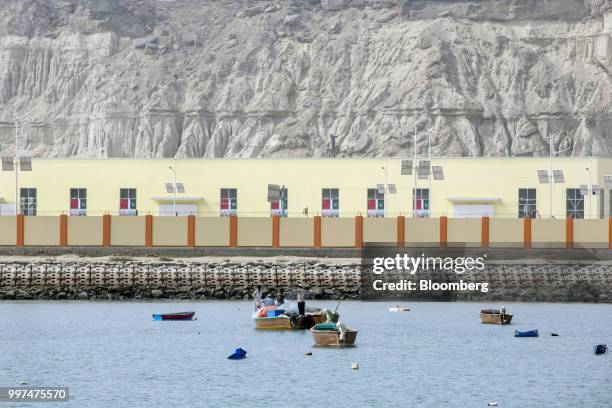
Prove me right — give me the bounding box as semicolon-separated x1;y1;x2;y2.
20;380;28;385
351;362;359;370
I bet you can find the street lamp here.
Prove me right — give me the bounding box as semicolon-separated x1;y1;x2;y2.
1;121;32;215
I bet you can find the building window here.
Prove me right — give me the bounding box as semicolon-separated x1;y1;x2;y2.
270;187;288;217
322;188;339;217
566;188;584;219
120;188;137;216
413;188;430;218
518;188;537;218
220;188;237;216
367;188;384;217
20;188;37;216
70;188;87;216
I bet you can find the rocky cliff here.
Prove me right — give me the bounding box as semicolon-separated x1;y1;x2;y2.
0;0;611;158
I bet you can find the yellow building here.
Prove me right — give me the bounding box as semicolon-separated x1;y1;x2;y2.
0;157;611;219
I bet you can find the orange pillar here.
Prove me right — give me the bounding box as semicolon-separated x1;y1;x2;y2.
481;216;489;248
313;216;321;248
145;215;153;247
102;214;111;247
608;217;612;249
229;216;237;247
355;215;363;249
187;215;195;247
565;216;573;249
60;214;68;246
397;215;405;247
16;214;24;247
524;216;532;249
272;215;280;248
439;216;448;248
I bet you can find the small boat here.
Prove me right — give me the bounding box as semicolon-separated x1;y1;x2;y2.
253;312;337;330
480;307;513;325
594;344;608;355
152;311;195;321
227;348;247;360
311;326;358;347
515;329;539;338
389;306;411;312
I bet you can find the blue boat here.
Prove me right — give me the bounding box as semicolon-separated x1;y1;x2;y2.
152;311;195;321
227;348;247;360
514;329;538;338
594;345;607;355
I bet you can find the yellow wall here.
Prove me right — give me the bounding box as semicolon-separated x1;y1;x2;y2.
448;219;481;247
574;219;609;248
280;218;313;247
237;218;272;247
532;219;566;248
0;216;16;245
153;217;187;246
363;217;396;243
195;217;229;246
0;157;609;219
68;216;103;246
110;216;146;246
405;218;439;246
321;218;354;247
24;216;59;246
490;218;523;247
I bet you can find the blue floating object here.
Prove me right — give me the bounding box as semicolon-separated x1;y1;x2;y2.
594;344;607;355
228;348;247;360
515;329;539;338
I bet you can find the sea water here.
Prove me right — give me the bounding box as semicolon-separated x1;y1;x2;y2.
0;301;610;407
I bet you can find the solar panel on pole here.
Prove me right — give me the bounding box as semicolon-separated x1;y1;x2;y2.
267;184;281;202
401;160;412;175
552;169;564;183
176;183;185;193
417;160;430;180
376;184;385;195
432;166;444;180
1;157;14;171
537;170;549;184
20;156;32;171
387;184;397;194
579;185;588;196
165;183;174;193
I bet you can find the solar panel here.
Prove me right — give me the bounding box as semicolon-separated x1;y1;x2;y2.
552;169;564;183
537;170;549;184
592;185;600;196
20;156;32;171
267;184;281;201
432;166;444;180
401;160;412;175
176;183;185;193
604;175;612;188
165;183;174;193
579;185;588;196
417;160;430;179
377;184;385;195
2;156;14;171
387;184;397;194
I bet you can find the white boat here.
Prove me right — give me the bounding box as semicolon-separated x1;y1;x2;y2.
388;306;410;312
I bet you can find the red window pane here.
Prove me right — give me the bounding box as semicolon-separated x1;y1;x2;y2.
120;198;128;209
322;199;330;210
270;201;279;210
367;199;376;210
415;200;422;210
220;198;228;210
70;198;78;209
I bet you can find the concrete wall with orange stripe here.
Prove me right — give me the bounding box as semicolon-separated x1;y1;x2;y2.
0;215;610;249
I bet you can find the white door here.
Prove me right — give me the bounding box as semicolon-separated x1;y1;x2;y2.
452;204;494;218
158;203;197;216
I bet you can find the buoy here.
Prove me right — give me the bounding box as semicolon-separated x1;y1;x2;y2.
305;352;312;356
351;362;359;370
227;348;247;360
551;333;559;337
488;403;498;407
594;344;607;355
20;380;28;385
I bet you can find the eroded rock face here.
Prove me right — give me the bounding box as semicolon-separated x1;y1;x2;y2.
0;0;610;158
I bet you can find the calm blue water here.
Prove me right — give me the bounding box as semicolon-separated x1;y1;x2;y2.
0;301;611;408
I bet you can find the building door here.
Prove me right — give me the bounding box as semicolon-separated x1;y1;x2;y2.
452;204;494;218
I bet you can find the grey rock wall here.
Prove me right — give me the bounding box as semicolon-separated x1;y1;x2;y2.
0;0;611;158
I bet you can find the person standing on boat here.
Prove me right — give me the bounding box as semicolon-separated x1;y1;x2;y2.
296;286;309;316
253;286;262;312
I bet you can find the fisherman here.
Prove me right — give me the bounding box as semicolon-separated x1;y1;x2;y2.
275;289;285;306
253;286;262;311
296;285;309;316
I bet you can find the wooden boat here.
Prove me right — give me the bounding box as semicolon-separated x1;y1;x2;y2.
311;326;358;347
514;329;538;338
480;309;513;325
152;311;195;321
389;306;411;312
254;312;338;330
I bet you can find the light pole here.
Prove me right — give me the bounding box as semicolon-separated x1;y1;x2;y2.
413;115;417;218
15;121;19;215
586;157;592;220
168;158;177;216
543;131;570;218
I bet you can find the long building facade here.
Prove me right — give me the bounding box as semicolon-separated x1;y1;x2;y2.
0;157;611;219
